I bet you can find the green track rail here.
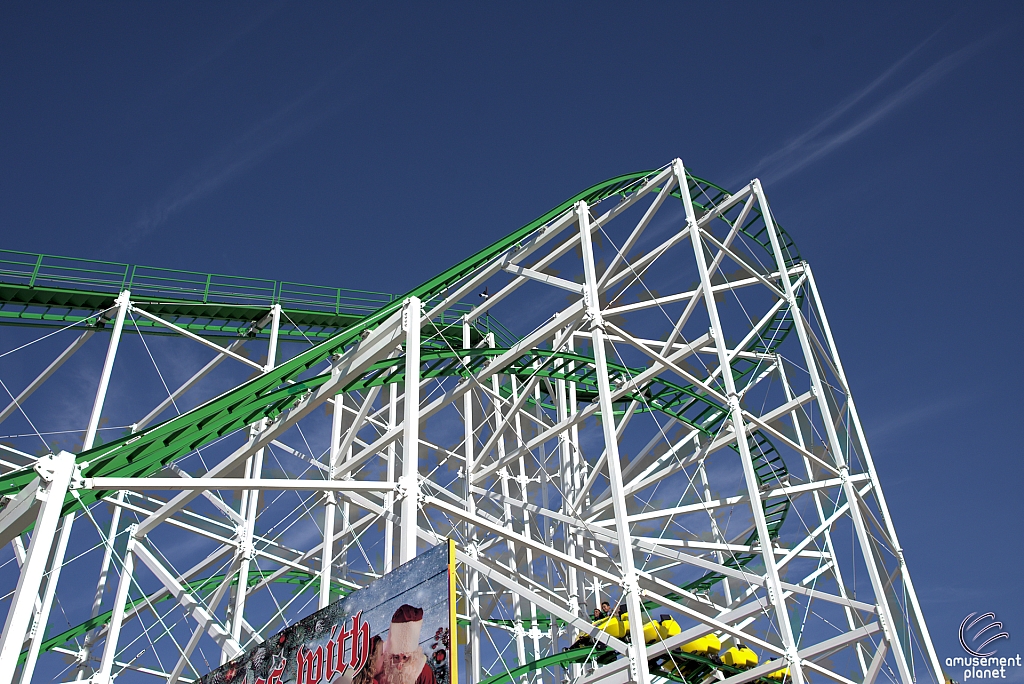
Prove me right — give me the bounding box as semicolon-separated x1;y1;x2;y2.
5;167;803;671
19;569;345;666
0;250;517;345
0;167;800;504
477;645;784;684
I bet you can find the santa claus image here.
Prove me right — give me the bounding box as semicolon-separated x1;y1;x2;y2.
379;605;436;684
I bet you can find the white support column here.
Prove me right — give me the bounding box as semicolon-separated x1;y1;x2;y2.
93;527;137;684
321;396;342;609
538;376;558;674
577;201;650;684
84;290;131;451
228;304;280;655
487;331;527;668
28;291;131;684
385;382;398;574
74;492;124;680
19;512;74;684
564;332;586;636
510;374;542;676
677;162;806;684
526;372;556;684
754;178;915;684
264;304;282;375
227;445;262;658
462;320;481;684
399;297;421;565
0;451;76;684
802;262;943;684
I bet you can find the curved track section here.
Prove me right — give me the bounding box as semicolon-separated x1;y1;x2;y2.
0;160;942;684
0;167;798;503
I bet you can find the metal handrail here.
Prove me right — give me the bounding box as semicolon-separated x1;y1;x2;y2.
0;249;396;317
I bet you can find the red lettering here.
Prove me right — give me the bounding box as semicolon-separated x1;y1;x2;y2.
349;611;371;670
327;624;349;681
335;620;353;676
325;625;338;682
297;645;325;684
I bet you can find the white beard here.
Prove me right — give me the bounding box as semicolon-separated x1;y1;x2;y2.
381;650;426;684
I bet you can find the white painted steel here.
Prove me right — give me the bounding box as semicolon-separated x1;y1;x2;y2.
0;161;940;684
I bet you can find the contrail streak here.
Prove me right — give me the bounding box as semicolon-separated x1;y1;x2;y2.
738;28;1004;187
744;27;942;181
118;36;377;249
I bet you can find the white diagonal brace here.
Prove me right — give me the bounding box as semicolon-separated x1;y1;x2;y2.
132;543;242;656
457;552;627;655
680;159;805;684
131;309;405;539
130;305;263;371
0;329;95;426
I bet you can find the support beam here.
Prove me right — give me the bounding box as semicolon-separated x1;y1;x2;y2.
0;452;76;684
757;178;915;684
84;290;131;451
577;200;650;684
399;297;421;565
18;511;74;684
93;528;138;684
804;262;943;684
680;160;805;684
29;291;131;684
0;330;95;426
130;305;263;371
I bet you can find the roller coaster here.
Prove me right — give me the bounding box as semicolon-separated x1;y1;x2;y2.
0;160;941;684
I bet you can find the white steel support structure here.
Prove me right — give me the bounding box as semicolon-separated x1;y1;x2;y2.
225;304;281;658
679;162;805;684
0;452;77;684
19;290;131;684
801;263;943;682
399;297;422;566
578;201;650;684
0;160;941;684
755;181;916;684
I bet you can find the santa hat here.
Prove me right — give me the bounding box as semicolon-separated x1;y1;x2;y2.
387;604;423;655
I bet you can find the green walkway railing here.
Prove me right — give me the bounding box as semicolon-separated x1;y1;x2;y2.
0;250;395;315
0;249;518;346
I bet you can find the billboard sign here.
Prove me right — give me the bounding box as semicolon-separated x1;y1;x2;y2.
198;541;456;684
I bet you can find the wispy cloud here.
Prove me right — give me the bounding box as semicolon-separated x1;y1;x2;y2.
123;93;343;246
867;393;966;442
739;29;1004;186
118;37;377;250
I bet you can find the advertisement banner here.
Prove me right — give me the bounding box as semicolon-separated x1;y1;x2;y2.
198;541;456;684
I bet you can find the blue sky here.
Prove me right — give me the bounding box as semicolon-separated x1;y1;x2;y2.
1;1;1022;673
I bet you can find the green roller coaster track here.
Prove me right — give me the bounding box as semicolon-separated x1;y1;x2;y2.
3;167;803;678
0;249;518;346
476;644;786;684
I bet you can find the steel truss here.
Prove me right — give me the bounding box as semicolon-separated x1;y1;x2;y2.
0;160;940;684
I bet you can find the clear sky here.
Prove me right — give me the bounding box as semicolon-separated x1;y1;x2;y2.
1;1;1022;672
